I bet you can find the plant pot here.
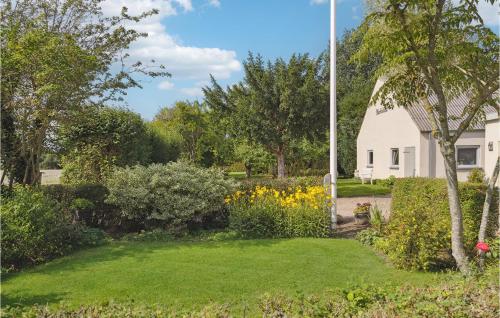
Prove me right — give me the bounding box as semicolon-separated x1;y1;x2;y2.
354;212;370;225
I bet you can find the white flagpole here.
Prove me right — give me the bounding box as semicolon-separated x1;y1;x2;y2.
330;0;338;231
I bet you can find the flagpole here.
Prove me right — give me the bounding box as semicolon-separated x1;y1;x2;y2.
330;0;338;231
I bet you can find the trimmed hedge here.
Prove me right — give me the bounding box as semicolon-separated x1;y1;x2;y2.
42;184;125;231
381;178;498;270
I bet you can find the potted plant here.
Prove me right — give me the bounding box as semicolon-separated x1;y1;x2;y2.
353;202;371;225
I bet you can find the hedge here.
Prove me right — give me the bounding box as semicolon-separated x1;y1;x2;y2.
381;178;498;270
42;184;126;232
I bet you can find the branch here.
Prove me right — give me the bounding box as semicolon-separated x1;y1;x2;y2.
452;82;499;143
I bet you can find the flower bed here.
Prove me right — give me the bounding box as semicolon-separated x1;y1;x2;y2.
226;186;331;238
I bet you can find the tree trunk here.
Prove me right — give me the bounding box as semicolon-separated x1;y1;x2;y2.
8;174;14;190
1;168;6;185
442;147;470;274
276;147;286;178
478;157;499;269
245;163;252;178
22;154;31;185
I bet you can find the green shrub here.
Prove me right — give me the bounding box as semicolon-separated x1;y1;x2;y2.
356;228;382;246
384;178;498;270
60;144;116;185
369;204;385;233
122;229;175;242
122;229;242;242
0;187;104;270
42;184;123;231
78;227;107;247
105;162;235;231
376;175;396;188
467;168;485;183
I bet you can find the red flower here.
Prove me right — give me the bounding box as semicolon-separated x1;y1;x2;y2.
476;242;490;252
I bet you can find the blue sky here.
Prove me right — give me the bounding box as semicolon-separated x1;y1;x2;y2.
104;0;364;120
104;0;499;120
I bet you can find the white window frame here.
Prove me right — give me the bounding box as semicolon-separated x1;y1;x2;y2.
456;145;480;169
367;150;374;168
390;148;399;169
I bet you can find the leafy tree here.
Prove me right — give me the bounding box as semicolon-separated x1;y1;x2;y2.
147;122;182;164
152;101;207;163
334;29;382;175
0;0;169;186
356;0;499;274
234;140;274;178
204;53;328;178
287;137;329;176
151;101;232;167
59;106;151;184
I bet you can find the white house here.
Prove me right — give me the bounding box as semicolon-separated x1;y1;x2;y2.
356;79;499;183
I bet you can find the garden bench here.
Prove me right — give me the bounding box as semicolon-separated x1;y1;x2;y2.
356;168;373;184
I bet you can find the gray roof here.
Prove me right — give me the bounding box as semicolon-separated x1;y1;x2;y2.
406;93;498;132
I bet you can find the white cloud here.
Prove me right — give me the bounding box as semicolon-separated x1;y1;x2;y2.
310;0;328;4
208;0;221;7
102;0;241;84
174;0;193;11
158;80;175;90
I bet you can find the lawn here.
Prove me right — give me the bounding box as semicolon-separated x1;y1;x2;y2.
337;178;391;197
2;239;440;312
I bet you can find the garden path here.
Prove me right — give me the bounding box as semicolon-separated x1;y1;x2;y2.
335;195;392;238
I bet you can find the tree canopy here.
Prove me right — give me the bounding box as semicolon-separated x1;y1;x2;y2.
356;0;499;274
59;106;152;184
0;0;169;185
204;52;328;178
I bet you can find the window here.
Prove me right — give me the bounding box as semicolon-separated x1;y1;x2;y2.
456;146;479;168
367;150;374;167
391;148;399;167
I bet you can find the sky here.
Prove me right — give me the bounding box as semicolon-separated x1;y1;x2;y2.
103;0;499;120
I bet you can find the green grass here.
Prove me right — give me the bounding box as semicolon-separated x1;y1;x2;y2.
2;239;441;311
337;178;391;197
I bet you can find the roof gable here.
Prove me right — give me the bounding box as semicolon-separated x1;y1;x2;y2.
406;93;497;132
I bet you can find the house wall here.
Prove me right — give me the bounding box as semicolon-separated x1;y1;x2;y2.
431;131;485;182
356;78;490;182
484;115;499;186
356;80;422;179
420;132;434;177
